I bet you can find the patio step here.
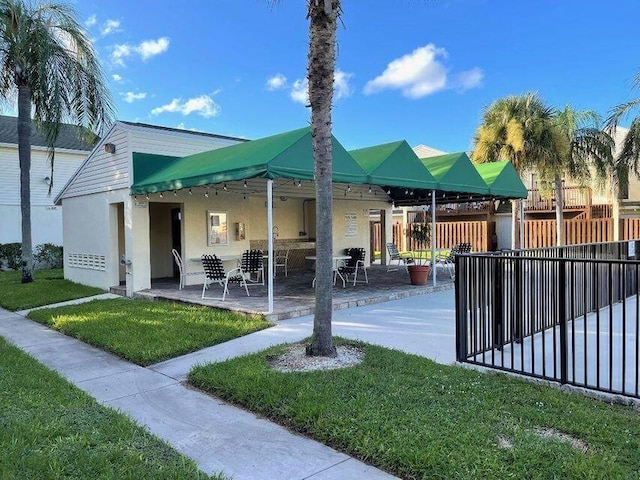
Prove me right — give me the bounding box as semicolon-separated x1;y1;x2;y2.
109;285;127;296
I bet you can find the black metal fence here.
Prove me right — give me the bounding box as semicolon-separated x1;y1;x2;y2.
455;240;640;399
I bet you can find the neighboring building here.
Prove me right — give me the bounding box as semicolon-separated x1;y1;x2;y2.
412;144;446;159
0;115;95;245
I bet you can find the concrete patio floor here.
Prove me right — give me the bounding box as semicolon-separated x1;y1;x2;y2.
137;264;455;321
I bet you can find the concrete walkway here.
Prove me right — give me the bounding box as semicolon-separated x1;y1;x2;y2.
0;289;457;479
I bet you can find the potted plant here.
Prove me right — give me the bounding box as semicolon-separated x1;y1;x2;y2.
407;223;431;285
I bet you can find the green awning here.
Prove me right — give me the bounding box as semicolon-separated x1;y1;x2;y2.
475;161;528;199
349;140;439;190
131;127;368;194
420;152;490;196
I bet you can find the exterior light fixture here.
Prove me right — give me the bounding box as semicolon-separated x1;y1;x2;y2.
104;143;116;154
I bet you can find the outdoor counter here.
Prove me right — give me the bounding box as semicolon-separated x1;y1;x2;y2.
250;239;316;271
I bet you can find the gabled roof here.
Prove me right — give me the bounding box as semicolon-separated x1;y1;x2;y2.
349;140;439;190
0;115;96;151
131;127;368;194
119;120;247;143
420;152;489;195
475;161;528;199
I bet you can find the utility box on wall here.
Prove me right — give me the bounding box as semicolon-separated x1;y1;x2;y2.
235;222;245;241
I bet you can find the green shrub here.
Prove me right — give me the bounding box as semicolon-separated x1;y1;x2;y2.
0;243;22;270
34;243;63;269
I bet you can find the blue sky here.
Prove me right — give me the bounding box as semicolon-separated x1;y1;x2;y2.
74;0;640;153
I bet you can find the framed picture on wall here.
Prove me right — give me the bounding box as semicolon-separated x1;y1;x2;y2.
207;211;228;246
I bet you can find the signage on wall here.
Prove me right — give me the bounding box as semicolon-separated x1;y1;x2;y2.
345;212;358;237
134;201;148;208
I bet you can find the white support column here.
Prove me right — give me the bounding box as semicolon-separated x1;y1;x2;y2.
431;190;437;286
267;179;274;314
519;200;525;250
124;195;151;297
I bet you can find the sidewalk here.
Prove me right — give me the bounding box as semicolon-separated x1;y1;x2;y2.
0;289;457;479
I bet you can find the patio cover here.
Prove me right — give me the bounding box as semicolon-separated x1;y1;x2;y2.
131;127;368;194
420;152;489;196
349;140;439;190
475;161;528;199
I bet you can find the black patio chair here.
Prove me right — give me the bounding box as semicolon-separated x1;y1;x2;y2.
338;247;368;286
436;243;472;279
201;254;249;301
239;249;265;285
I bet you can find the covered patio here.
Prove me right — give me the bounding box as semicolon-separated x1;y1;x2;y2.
133;264;455;321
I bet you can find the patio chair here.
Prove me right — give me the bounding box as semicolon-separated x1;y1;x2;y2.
338;247;368;286
274;248;290;277
201;254;249;301
239;249;265;285
386;243;413;272
172;248;204;290
436;243;472;279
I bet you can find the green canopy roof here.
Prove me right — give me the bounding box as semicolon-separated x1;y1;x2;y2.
420;152;490;196
475;161;527;199
131;127;368;194
349;140;439;190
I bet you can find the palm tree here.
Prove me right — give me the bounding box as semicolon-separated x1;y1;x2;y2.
305;0;340;357
606;71;640;195
0;0;113;283
473;93;556;249
537;106;613;246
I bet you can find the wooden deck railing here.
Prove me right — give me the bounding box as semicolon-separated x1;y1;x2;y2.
524;186;591;211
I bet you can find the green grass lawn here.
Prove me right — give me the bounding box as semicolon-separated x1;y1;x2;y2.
189;339;640;480
0;337;219;479
28;298;271;366
0;268;103;311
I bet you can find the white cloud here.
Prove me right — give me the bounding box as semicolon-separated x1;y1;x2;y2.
151;95;220;118
138;37;170;60
110;37;170;66
454;67;484;92
289;69;353;105
363;44;483;98
363;44;448;98
121;91;147;103
85;14;97;28
290;78;308;105
112;73;122;82
100;19;121;37
266;74;287;90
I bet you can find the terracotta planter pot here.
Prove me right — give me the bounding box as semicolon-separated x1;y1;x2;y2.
408;264;431;285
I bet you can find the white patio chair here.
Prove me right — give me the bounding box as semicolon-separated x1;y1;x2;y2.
201;254;249;301
172;248;204;290
386;243;413;272
274;248;290;277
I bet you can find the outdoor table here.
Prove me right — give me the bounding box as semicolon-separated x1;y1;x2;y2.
305;255;351;288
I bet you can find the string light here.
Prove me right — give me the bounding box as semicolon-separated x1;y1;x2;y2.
405;189;409;195
134;195;137;200
347;184;351;192
215;189;218;196
243;194;246;200
410;190;414;196
145;193;149;200
173;190;177;196
297;180;302;188
386;188;391;195
243;180;247;188
188;188;193;195
368;186;372;193
223;183;228;191
159;192;163;198
204;189;209;198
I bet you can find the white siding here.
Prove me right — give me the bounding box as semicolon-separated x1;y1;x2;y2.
63;126;130;198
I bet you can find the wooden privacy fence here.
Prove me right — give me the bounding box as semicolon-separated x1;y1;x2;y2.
522;218;613;249
371;221;493;253
622;218;640;240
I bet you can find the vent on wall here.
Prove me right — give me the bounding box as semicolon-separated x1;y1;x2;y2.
67;253;107;271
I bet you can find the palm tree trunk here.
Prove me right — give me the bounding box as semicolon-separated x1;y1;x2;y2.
18;84;33;283
306;0;338;357
554;175;564;246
